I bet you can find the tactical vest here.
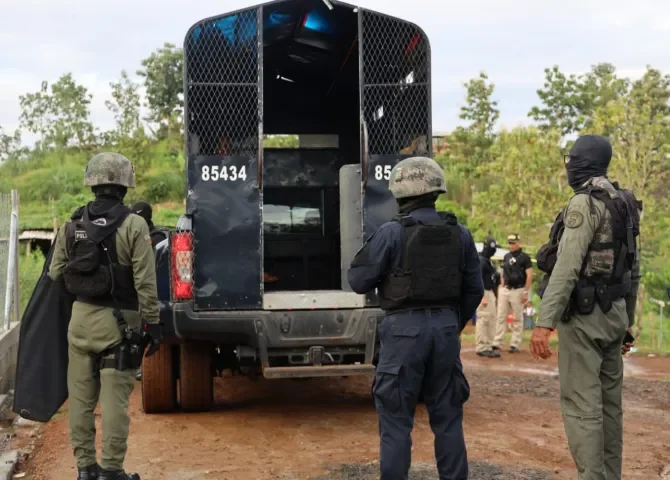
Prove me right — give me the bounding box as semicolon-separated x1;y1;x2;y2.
536;178;636;314
480;255;497;291
63;208;139;311
379;213;462;313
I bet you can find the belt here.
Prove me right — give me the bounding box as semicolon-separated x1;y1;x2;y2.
504;285;524;290
385;305;456;315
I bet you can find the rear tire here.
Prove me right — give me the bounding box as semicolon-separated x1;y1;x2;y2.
141;345;177;413
179;341;214;411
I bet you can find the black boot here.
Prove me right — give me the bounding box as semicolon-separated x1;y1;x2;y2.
98;469;141;480
77;464;100;480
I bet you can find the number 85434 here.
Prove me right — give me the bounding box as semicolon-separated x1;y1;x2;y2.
201;165;248;182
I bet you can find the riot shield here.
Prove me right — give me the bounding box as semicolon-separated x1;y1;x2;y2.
13;235;74;422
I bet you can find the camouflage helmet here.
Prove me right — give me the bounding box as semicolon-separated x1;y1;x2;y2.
388;156;447;199
84;152;136;188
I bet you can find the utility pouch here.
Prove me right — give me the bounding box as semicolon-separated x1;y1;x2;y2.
596;284;613;314
573;284;596;315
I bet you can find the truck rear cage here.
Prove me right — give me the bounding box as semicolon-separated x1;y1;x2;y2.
181;0;431;311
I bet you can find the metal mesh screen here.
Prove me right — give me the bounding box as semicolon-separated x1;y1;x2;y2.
361;12;430;156
184;9;261;158
0;193;10;326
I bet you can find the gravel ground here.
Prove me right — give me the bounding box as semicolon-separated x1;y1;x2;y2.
311;461;554;480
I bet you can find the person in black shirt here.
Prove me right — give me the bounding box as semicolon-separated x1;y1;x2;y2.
492;233;533;353
476;236;501;358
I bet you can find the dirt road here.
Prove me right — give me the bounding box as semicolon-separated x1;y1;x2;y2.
13;345;670;480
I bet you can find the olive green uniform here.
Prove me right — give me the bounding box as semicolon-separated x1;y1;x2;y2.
537;192;639;480
49;214;159;471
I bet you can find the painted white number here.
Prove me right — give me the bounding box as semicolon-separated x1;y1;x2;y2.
201;165;248;182
374;165;392;181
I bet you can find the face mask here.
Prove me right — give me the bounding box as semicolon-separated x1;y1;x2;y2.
482;237;497;258
565;135;612;191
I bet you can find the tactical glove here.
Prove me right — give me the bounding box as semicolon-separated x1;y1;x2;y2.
143;321;163;357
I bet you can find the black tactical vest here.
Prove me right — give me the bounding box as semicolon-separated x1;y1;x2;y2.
536;180;637;311
480;255;497;291
63;207;139;311
379;214;462;313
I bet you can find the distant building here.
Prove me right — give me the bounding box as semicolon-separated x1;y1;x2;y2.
432;131;449;154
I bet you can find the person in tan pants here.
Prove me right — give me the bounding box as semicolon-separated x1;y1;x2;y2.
476;236;501;358
493;233;533;354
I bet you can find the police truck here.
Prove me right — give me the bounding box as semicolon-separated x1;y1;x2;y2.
142;0;433;413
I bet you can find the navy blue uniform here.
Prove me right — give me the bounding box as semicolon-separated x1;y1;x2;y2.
347;207;483;480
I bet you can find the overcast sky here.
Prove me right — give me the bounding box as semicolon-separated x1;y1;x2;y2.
2;0;669;145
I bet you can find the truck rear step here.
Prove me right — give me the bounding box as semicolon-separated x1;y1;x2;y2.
262;364;375;379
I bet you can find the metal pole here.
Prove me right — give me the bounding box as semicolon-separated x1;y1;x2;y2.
12;190;19;325
659;304;664;352
4;190;19;329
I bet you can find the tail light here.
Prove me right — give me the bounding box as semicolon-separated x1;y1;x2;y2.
171;232;193;300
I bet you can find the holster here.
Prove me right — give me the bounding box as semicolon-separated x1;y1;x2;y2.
90;312;144;376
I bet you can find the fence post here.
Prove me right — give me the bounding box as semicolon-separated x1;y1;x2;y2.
3;189;19;329
12;190;19;325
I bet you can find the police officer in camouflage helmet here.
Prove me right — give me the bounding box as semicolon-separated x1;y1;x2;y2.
49;153;161;480
348;157;483;479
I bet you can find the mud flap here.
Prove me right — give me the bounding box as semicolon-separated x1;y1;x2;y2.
13;237;75;422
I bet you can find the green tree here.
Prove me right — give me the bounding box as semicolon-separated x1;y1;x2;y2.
529;63;628;136
437;72;499;180
586;67;670;196
460;72;500;137
18;73;94;153
0;126;21;161
18;81;51;149
137;43;184;139
105;70;150;171
106;70;143;139
469;127;567;243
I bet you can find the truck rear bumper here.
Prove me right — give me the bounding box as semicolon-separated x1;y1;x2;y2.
172;302;384;377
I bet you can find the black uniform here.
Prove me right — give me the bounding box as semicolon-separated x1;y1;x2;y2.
348;207;483;480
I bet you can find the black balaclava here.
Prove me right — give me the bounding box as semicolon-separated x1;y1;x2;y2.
84;185;129;242
131;200;154;229
90;185;127;213
397;192;439;214
565;134;612;191
481;236;497;258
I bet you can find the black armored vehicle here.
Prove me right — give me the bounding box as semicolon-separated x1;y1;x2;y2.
142;0;433;413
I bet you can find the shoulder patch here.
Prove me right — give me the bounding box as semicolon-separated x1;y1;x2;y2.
565;210;584;229
144;234;152;245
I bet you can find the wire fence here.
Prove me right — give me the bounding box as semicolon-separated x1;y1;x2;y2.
0;190;19;332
